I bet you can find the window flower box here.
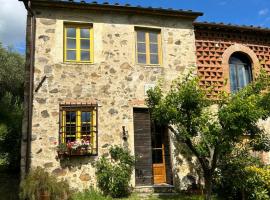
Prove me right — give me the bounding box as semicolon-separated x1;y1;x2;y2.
57;139;92;159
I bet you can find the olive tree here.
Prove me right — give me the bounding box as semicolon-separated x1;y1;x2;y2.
0;43;24;171
146;72;270;200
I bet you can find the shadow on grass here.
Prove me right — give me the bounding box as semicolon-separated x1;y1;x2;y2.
113;193;216;200
0;172;20;200
154;195;204;200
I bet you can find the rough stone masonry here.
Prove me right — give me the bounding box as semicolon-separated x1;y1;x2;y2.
27;5;198;190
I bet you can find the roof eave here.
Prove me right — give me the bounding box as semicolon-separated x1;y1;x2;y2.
194;22;270;34
30;0;203;20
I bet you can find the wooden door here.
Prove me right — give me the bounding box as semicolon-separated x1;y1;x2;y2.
153;144;166;184
134;108;153;186
152;123;167;185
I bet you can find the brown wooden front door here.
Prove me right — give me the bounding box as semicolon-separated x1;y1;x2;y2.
153;144;166;184
152;124;167;184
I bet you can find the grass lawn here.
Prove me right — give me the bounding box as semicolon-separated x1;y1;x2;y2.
0;174;219;200
72;190;219;200
117;193;206;200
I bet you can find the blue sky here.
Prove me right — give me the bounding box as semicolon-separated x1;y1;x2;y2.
91;0;270;27
1;0;270;54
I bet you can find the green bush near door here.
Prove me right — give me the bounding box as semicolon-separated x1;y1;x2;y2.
95;146;135;198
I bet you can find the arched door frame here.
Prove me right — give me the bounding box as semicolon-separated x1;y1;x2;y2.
222;44;260;93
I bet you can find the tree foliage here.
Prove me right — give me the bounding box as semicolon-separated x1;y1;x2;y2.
0;43;24;172
146;72;270;200
0;43;24;98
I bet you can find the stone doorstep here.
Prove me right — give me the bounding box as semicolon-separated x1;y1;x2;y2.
134;184;175;194
136;193;182;200
136;190;181;200
152;193;183;198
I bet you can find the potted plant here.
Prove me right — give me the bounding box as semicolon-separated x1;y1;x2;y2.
57;143;68;159
20;166;70;200
40;191;50;200
56;139;92;158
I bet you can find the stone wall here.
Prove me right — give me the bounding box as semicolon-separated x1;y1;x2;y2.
29;6;198;190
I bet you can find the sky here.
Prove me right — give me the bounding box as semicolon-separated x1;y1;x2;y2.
1;0;270;54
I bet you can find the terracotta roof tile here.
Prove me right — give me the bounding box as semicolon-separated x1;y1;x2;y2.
29;0;203;18
194;21;270;32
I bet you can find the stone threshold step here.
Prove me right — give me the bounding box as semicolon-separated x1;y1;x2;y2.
135;184;175;188
136;192;182;200
134;184;175;193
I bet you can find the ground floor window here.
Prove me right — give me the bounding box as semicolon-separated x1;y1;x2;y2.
59;103;98;155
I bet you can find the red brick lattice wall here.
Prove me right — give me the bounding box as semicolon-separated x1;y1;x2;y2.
195;28;270;97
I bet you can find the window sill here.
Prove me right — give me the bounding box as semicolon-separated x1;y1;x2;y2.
57;150;97;159
137;64;163;68
62;62;96;65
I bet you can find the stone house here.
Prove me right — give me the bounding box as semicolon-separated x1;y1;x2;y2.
19;0;270;192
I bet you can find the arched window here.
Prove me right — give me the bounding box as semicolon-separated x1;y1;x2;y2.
229;52;252;93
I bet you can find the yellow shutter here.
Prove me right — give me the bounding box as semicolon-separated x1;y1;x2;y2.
77;110;81;140
92;110;96;154
135;31;138;64
90;28;94;63
62;111;66;144
145;32;150;64
76;27;80;62
64;28;67;62
158;32;162;65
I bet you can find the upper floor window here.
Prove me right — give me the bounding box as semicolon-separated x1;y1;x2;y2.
229;52;252;93
59;104;98;155
64;24;94;63
136;28;162;65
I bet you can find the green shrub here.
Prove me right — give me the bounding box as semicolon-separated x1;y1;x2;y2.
71;187;111;200
245;166;270;200
95;146;135;198
214;147;270;200
214;148;262;199
20;166;70;200
218;163;270;200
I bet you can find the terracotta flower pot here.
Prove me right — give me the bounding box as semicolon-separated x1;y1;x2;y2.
40;191;50;200
57;151;66;160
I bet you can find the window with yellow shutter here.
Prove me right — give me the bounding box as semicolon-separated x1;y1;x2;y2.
58;104;98;156
64;24;94;63
136;28;162;65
